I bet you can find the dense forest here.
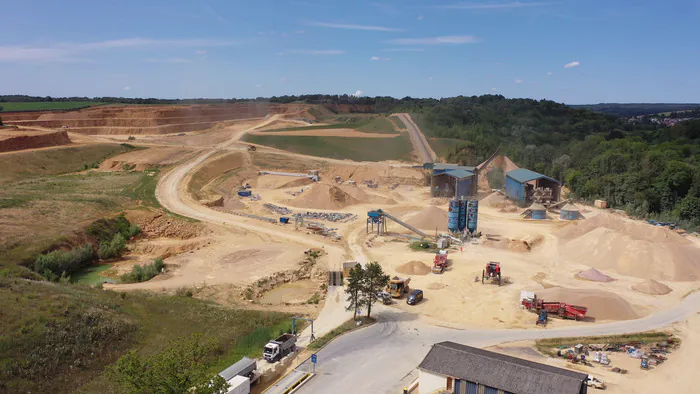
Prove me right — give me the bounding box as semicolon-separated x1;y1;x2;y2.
572;103;700;117
405;95;700;228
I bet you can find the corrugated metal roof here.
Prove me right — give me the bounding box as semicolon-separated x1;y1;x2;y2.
433;163;476;171
506;168;561;184
219;357;255;381
442;169;474;179
418;342;587;394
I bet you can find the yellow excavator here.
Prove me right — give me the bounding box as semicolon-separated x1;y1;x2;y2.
387;276;411;298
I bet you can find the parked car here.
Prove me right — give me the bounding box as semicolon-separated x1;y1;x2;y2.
407;289;423;305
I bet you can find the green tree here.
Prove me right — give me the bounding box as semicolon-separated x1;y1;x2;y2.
679;196;700;225
110;334;228;394
362;262;390;319
345;263;366;320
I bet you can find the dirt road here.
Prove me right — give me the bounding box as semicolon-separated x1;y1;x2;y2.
396;113;436;163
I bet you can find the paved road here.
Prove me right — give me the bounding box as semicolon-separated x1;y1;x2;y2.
299;292;700;394
397;113;436;163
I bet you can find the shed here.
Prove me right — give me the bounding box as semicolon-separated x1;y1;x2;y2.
560;203;583;220
431;168;474;198
418;341;588;394
505;168;562;204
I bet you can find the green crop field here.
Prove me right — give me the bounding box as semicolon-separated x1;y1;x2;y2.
0;101;105;112
243;133;414;162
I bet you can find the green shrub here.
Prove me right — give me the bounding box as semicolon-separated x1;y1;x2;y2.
34;244;95;280
127;136;136;140
120;258;165;283
87;214;139;242
99;233;126;260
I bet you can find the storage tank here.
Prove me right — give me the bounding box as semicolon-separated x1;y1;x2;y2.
448;199;460;232
466;200;479;234
530;203;547;220
560;203;580;220
458;199;467;232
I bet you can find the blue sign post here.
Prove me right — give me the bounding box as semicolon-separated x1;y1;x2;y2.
311;354;317;374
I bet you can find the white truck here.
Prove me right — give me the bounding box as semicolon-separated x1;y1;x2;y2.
263;333;297;362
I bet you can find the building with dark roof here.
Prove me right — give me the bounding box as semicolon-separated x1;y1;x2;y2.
505;168;562;204
426;163;476;198
417;341;588;394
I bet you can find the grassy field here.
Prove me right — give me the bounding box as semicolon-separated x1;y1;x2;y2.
307;317;375;350
0;143;136;184
0;101;105;112
264;115;398;134
0;277;293;393
428;137;465;160
243;133;414;162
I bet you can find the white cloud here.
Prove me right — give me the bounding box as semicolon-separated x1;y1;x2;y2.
254;84;264;88
309;21;402;32
546;71;553;76
514;79;523;84
280;49;345;55
143;57;193;63
195;50;207;55
370;56;390;61
436;2;550;10
352;90;363;97
295;30;306;34
0;38;236;63
491;87;497;91
564;61;580;68
123;86;131;91
386;35;480;45
417;14;424;21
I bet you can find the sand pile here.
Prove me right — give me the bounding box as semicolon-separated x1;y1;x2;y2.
536;287;640;321
481;192;514;209
427;282;445;290
405;206;449;231
632;279;672;295
290;183;360;210
396;261;431;275
576;268;614;282
560;226;700;281
557;212;700;281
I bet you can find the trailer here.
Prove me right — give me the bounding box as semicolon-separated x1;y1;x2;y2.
521;295;588;320
225;376;250;394
219;356;259;384
263;333;297;362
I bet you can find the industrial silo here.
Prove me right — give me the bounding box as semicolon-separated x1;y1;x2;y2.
458;199;467;232
448;199;460;232
530;203;547;220
560;203;581;220
466;200;479;234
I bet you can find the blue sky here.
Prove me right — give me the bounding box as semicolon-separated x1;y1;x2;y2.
0;0;698;104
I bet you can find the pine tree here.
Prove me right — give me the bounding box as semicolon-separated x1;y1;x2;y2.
362;262;390;319
345;263;366;320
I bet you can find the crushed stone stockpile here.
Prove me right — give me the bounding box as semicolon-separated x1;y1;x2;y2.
575;268;615;282
632;279;673;295
396;260;432;275
557;213;700;281
290;183;395;210
480;192;514;209
405;206;449;231
536;287;641;321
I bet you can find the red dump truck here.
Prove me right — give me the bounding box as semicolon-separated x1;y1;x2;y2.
521;295;587;320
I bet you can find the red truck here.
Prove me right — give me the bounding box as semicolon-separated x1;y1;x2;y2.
432;251;448;274
522;295;587;320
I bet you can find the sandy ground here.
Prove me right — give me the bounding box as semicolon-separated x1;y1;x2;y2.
42;112;700;392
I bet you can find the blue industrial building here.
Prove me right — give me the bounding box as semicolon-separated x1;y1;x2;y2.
426;163;476;198
505;168;562;204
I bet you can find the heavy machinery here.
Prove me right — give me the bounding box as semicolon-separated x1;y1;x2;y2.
432;250;448;274
482;262;502;286
521;295;588;320
263;333;296;362
387;276;411;298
